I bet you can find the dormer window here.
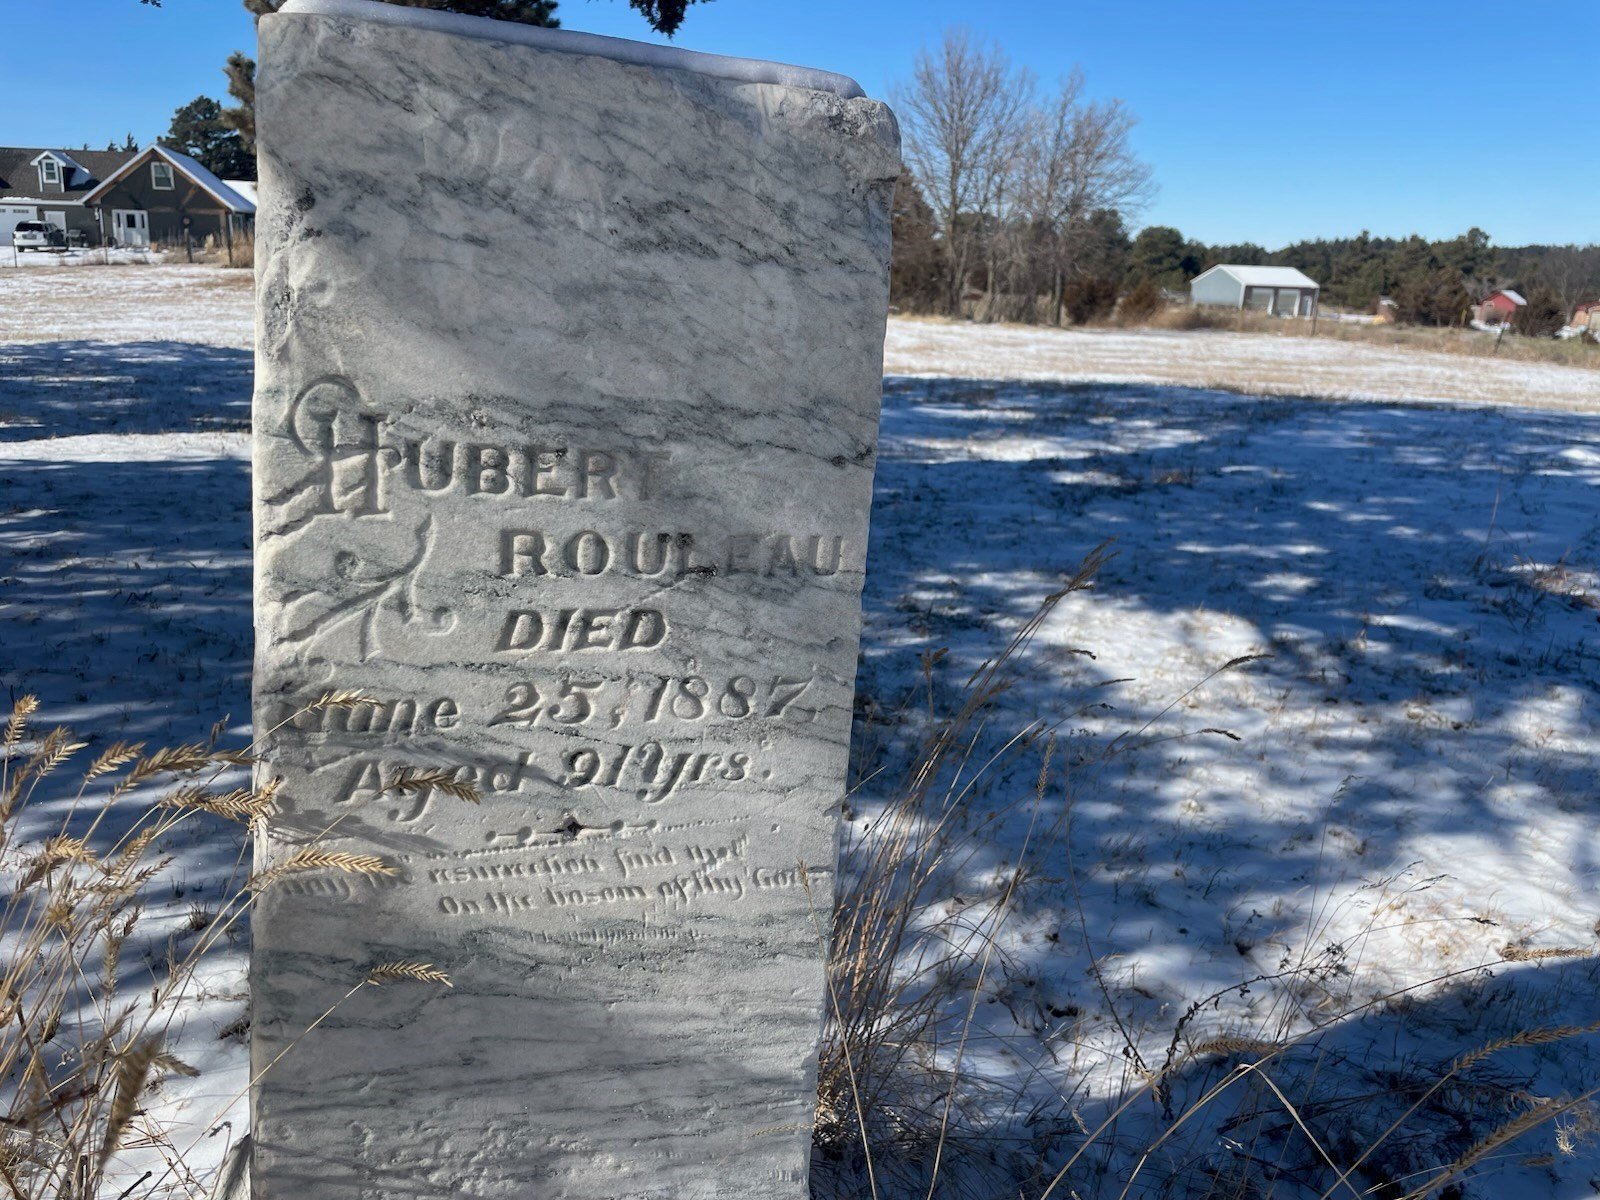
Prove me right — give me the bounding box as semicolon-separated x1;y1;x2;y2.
151;161;175;190
39;158;61;188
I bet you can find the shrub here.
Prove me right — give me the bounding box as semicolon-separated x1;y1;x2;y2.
1061;276;1118;325
1117;277;1164;324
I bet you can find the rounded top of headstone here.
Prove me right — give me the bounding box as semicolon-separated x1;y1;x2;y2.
275;0;868;99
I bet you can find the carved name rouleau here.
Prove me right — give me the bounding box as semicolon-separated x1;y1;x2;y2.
500;530;848;579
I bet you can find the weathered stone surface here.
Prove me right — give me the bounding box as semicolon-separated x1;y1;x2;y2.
249;3;898;1198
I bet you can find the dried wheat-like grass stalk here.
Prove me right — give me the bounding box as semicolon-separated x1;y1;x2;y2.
127;744;220;784
3;695;38;750
1450;1019;1600;1074
310;689;377;711
158;783;278;823
0;692;483;1199
366;961;454;987
28;728;88;780
97;1038;162;1170
250;848;399;891
1417;1098;1571;1194
151;1051;199;1078
85;741;144;781
383;767;482;805
1184;1036;1286;1061
1500;942;1597;962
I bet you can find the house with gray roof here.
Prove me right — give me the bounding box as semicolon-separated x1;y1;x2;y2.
0;145;255;251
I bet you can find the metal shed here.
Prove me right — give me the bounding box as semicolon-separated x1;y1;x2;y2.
1190;264;1320;318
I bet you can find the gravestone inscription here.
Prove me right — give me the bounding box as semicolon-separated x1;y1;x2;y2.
249;2;899;1197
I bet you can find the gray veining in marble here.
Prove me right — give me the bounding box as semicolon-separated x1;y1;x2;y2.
249;4;898;1198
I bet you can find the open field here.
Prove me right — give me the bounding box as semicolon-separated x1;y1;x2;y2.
3;265;1599;1195
0;264;253;346
888;315;1600;413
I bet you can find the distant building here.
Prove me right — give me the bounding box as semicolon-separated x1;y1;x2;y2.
1476;289;1526;325
80;146;254;250
1572;299;1600;330
1374;296;1399;325
0;148;133;245
0;144;254;250
1189;264;1320;318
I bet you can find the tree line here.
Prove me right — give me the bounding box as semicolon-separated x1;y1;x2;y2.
890;31;1599;330
1116;224;1600;326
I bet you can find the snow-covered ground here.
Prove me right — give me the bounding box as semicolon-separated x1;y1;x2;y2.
0;263;253;345
4;265;1600;1196
1;246;171;270
887;316;1600;413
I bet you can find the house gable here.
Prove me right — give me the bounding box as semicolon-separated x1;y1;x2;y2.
80;146;255;214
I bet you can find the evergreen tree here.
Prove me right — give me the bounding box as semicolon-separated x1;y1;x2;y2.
222;52;257;151
888;170;944;312
166;95;255;179
1204;241;1267;270
1124;225;1189;290
622;0;701;35
1393;266;1470;326
1075;208;1131;283
1436;226;1492;281
122;133;139;152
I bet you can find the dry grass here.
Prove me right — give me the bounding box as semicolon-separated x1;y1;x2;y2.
1136;303;1600;370
812;546;1113;1197
194;235;253;270
0;693;465;1198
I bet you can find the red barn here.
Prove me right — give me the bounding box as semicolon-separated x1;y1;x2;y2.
1477;289;1526;325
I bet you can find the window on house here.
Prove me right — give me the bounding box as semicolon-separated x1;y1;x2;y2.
151;162;175;190
40;158;61;187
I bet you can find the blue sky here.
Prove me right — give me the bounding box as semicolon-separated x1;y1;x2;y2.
2;0;1595;247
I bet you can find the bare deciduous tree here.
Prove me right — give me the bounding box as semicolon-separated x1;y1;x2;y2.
895;30;1034;315
1014;72;1154;323
895;31;1153;323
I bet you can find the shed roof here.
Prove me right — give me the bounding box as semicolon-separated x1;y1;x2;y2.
1193;264;1320;290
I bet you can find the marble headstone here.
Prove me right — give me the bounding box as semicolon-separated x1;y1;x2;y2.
249;2;899;1196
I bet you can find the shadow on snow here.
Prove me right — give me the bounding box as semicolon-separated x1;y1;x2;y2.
5;346;1600;1196
841;376;1600;1197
